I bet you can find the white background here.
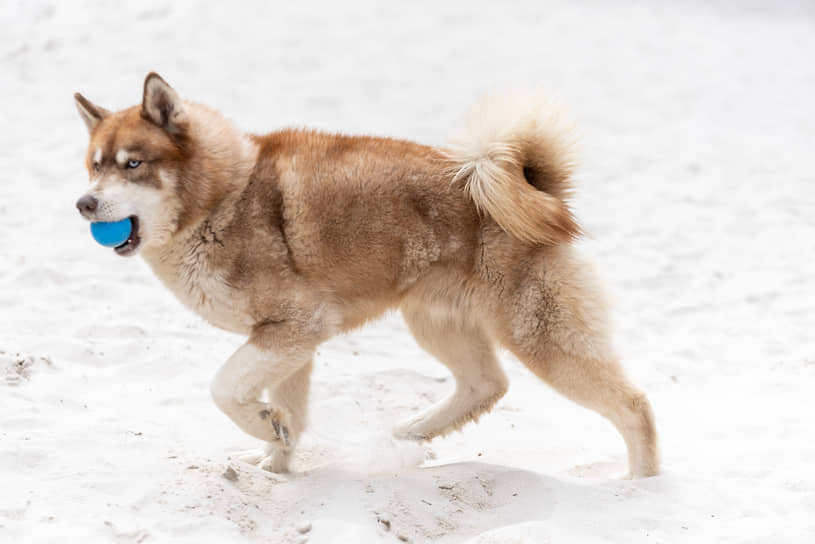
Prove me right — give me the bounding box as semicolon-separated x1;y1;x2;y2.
1;1;813;542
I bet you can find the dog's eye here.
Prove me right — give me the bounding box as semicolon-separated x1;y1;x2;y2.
126;160;142;169
92;162;100;172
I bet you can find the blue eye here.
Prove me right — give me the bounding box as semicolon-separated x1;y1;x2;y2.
126;160;142;169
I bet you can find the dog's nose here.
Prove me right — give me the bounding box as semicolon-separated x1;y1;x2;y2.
76;195;98;215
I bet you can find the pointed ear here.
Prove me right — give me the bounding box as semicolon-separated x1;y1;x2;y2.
74;93;109;133
141;72;187;133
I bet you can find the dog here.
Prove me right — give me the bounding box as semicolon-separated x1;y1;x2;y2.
74;73;659;477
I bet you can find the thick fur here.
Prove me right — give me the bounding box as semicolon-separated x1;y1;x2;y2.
446;92;581;245
74;74;659;478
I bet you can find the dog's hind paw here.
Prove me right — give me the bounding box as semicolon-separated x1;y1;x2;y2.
392;417;432;442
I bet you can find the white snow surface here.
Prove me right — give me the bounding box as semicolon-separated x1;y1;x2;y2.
2;1;814;542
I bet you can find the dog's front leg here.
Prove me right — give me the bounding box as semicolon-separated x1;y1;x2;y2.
210;319;319;472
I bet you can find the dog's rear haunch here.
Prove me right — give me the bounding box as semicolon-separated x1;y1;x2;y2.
74;73;659;477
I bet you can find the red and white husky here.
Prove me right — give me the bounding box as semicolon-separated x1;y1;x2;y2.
74;73;659;477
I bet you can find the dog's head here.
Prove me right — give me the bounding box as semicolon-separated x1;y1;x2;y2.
74;73;192;256
75;72;256;258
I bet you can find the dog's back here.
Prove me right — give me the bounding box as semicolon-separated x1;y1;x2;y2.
250;130;480;311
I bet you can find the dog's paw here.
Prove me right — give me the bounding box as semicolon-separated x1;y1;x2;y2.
258;407;291;446
392;417;431;442
234;443;291;473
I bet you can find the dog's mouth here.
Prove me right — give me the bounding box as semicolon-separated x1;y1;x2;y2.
114;216;141;256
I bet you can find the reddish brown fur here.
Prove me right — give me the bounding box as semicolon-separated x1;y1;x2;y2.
74;75;659;477
85;107;181;190
237;130;478;327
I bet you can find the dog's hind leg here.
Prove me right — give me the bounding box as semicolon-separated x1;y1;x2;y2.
494;253;660;478
394;299;508;441
513;346;659;478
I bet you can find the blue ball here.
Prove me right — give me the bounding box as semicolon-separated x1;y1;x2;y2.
90;218;133;247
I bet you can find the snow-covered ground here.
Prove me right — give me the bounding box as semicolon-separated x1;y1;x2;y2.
2;1;814;542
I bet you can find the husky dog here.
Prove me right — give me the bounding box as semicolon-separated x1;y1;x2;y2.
74;73;659;477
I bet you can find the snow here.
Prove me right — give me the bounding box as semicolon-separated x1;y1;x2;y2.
2;1;815;542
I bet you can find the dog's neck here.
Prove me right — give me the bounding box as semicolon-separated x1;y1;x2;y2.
139;193;243;311
141;108;258;270
173;104;259;234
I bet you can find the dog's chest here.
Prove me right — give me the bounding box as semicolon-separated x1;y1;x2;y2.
149;247;254;335
183;264;252;334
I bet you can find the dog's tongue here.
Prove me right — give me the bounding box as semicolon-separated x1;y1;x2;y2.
90;218;133;248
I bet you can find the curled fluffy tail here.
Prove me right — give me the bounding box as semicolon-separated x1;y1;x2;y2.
445;92;581;245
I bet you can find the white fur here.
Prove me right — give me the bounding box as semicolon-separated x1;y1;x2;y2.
144;237;254;335
210;342;314;472
78;167;182;254
84;177;161;234
115;149;128;166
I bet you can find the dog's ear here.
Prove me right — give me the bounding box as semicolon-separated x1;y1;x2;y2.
74;93;109;133
141;72;188;134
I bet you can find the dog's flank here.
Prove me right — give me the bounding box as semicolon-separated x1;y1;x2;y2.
74;73;659;478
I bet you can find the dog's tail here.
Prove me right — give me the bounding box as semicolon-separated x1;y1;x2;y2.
445;92;581;245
